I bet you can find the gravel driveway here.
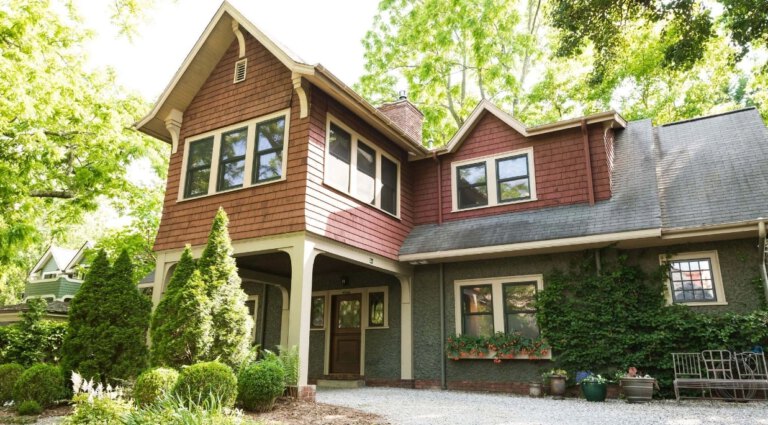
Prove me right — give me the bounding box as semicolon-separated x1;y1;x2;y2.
317;387;768;425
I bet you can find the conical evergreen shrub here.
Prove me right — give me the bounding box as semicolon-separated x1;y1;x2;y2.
150;247;212;367
198;208;252;368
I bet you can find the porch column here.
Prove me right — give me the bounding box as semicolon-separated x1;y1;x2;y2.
151;252;168;308
397;275;414;380
285;240;318;388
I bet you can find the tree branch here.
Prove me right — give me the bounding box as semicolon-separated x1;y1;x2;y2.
30;190;74;199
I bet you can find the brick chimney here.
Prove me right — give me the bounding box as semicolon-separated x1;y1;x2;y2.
377;91;424;143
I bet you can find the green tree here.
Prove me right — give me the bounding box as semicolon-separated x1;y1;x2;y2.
357;0;546;142
150;247;212;367
0;299;67;366
548;0;768;81
197;208;252;368
0;0;169;302
61;249;151;383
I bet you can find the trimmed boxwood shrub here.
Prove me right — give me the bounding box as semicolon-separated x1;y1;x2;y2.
17;400;42;416
237;359;285;412
173;361;237;408
0;363;25;402
133;367;179;406
12;363;65;407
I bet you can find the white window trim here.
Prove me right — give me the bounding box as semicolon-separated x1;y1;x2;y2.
313;286;389;376
323;114;401;218
453;274;543;336
451;148;537;212
660;251;727;307
178;108;291;201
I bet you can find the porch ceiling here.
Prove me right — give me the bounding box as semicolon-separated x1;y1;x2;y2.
236;252;373;277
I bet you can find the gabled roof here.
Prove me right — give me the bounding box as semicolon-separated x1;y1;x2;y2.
136;1;428;156
30;246;77;276
63;241;93;271
437;100;627;155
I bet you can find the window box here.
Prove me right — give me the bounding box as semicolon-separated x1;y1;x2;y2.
178;109;290;201
324;114;401;218
451;148;537;211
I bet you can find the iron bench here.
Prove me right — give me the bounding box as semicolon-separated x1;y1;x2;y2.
672;350;768;401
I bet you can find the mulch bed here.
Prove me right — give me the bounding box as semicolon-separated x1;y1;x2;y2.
248;397;389;425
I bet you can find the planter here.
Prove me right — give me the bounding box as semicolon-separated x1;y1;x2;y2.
581;382;607;402
620;377;656;403
529;382;542;397
549;375;567;399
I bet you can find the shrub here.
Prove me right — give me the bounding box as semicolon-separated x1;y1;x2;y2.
0;363;24;402
133;367;179;407
63;393;132;425
277;345;299;386
197;209;252;368
0;300;68;366
173;361;237;408
124;393;258;425
17;400;42;416
62;250;152;384
13;363;65;407
150;248;212;368
237;359;285;412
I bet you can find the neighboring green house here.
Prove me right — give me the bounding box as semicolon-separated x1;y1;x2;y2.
0;243;91;326
24;242;92;302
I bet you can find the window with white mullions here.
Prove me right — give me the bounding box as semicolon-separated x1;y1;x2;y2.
496;155;530;202
460;285;494;337
457;162;488;209
327;123;352;192
217;127;248;191
503;282;539;338
185;137;214;198
669;258;716;302
253;117;286;184
356;141;376;204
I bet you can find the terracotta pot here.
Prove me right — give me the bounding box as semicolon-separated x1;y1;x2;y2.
549;375;567;399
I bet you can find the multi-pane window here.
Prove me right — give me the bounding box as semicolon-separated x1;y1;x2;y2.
452;148;536;211
217;127;247;191
661;251;726;306
496;155;531;202
185;137;214;198
457;163;488;209
311;295;325;329
324;117;400;216
503;282;539;338
253;117;286;183
368;291;385;327
460;285;494;337
181;111;289;200
669;259;716;302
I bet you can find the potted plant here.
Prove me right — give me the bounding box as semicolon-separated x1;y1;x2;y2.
576;372;609;402
528;380;542;397
618;367;657;403
445;334;488;360
488;332;519;362
543;369;568;399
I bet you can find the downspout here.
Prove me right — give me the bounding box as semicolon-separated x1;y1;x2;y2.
439;263;446;389
581;119;595;205
259;284;268;348
432;152;443;225
759;220;768;304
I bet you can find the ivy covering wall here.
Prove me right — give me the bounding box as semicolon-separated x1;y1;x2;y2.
537;254;768;395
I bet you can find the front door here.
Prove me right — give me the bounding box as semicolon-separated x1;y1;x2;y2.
330;293;362;374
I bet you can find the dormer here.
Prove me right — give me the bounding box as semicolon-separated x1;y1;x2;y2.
26;242;91;302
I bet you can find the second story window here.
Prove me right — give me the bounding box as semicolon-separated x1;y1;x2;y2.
451;147;536;211
180;110;290;200
324;115;400;217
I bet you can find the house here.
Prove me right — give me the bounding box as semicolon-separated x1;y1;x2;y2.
0;243;91;325
136;1;768;398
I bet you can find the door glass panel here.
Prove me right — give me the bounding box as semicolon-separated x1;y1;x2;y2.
338;300;361;328
369;292;385;327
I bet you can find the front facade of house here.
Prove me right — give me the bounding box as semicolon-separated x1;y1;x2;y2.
138;2;768;396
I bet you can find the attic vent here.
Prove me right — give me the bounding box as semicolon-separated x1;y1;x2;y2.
234;58;247;83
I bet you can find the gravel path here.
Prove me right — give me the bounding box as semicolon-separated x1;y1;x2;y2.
317;387;768;425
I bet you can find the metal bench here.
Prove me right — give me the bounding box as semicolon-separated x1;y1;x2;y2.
672;350;768;401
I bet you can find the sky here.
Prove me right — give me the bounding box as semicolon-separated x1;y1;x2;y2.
78;0;380;101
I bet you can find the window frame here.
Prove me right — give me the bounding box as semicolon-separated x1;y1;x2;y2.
310;295;326;330
453;275;544;337
178;109;290;201
323;114;401;218
502;281;539;338
459;284;495;337
216;127;248;192
451;148;537;212
660;251;727;306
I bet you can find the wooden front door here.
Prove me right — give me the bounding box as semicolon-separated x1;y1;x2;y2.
330;293;362;374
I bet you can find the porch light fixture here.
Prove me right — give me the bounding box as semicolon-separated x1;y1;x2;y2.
340;276;349;288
